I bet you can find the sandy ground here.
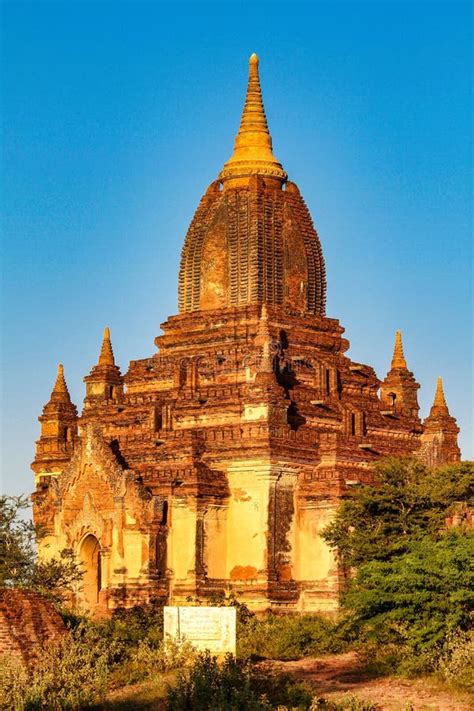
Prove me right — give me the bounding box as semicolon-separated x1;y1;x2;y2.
260;653;473;711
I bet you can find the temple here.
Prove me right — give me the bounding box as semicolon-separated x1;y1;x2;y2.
32;55;460;614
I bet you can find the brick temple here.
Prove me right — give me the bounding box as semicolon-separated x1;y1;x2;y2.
32;55;460;614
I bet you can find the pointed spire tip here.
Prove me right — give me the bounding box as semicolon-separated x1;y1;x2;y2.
391;329;407;370
219;53;287;184
98;326;115;366
434;376;447;407
51;362;69;398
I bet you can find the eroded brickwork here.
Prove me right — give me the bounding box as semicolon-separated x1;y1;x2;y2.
0;589;67;666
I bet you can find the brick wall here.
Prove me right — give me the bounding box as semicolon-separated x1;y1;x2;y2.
0;588;67;667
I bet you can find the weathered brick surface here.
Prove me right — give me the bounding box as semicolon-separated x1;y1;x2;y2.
0;589;67;666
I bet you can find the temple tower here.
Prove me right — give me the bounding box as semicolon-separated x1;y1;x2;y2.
380;331;420;419
83;328;123;411
178;54;326;316
32;364;78;484
419;378;460;467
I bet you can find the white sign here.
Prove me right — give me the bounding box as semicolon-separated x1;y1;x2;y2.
164;605;236;655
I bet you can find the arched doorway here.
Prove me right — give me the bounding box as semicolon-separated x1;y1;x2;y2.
79;534;101;610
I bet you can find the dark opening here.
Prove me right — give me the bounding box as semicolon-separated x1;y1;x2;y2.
325;368;331;395
160;500;168;526
154;406;163;431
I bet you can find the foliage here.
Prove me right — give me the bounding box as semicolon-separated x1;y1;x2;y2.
323;459;474;569
91;603;164;656
166;651;313;710
0;495;83;604
238;613;347;660
0;624;197;711
436;628;474;693
0;495;36;587
0;623;109;710
115;637;197;686
310;697;378;710
0;654;28;711
344;532;474;671
322;459;474;675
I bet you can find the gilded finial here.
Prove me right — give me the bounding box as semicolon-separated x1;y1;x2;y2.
98;326;116;366
53;363;68;393
432;376;449;412
219;55;287;184
49;362;72;403
391;330;407;370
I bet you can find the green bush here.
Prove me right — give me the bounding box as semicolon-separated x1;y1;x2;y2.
0;655;28;711
92;604;164;654
166;651;313;710
238;613;347;660
343;531;474;675
0;623;109;710
115;637;197;686
437;628;474;693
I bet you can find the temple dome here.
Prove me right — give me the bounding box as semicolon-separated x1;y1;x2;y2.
178;55;326;316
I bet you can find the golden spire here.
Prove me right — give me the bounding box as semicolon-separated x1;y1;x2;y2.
49;363;73;404
98;327;116;366
219;54;287;185
391;330;408;369
430;376;450;415
53;363;68;394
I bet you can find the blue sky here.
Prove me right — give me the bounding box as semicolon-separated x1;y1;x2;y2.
1;0;472;496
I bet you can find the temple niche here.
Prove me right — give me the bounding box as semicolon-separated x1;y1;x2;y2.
32;55;460;615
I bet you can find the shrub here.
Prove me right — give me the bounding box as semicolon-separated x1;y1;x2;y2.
437;628;474;693
0;622;111;710
238;613;347;660
116;637;197;685
166;651;313;710
0;655;28;711
95;604;164;653
27;624;109;709
310;696;378;710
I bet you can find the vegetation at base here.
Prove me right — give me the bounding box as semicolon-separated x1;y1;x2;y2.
238;612;347;660
0;495;83;604
167;651;313;710
323;458;474;678
1;458;473;709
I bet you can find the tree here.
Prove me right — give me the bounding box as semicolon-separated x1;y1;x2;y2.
323;458;474;569
0;494;83;604
344;532;474;667
322;458;474;672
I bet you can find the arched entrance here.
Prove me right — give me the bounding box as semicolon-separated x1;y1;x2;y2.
79;534;101;610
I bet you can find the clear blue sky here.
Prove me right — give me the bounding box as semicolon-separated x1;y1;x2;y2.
1;1;472;496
